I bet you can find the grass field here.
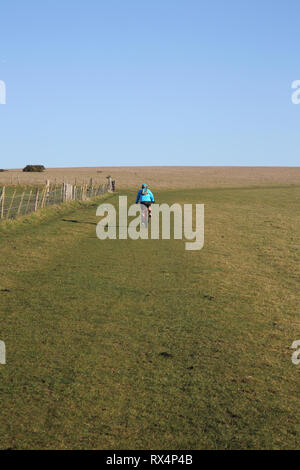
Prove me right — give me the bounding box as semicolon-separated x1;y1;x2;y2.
2;166;300;188
0;185;299;449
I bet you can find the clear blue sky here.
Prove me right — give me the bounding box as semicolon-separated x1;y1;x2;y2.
0;0;299;168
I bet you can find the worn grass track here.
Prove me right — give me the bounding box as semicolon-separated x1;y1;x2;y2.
0;187;299;449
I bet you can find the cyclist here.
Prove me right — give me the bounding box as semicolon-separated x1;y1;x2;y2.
136;184;155;218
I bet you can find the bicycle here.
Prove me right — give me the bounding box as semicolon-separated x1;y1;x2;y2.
140;202;153;228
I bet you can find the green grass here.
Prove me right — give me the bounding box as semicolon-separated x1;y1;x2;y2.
0;186;299;449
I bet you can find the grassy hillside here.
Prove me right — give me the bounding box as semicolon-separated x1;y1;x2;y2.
0;186;299;449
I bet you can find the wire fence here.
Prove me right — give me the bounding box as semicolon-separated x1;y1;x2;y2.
0;178;113;221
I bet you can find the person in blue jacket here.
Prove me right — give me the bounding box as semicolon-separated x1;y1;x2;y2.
136;184;155;218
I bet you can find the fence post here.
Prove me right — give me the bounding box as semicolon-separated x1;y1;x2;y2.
81;184;86;201
106;176;112;192
6;188;16;219
62;182;73;202
0;187;5;219
53;181;57;204
40;187;46;208
34;188;39;211
41;181;50;208
44;180;50;206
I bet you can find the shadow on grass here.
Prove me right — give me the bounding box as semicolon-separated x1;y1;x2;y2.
62;218;96;226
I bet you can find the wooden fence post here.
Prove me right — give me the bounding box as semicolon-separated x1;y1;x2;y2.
106;176;112;192
62;182;73;202
6;188;16;219
89;178;93;196
41;180;50;208
40;187;46;208
66;183;73;201
44;180;50;206
0;187;5;219
34;188;39;211
53;181;57;204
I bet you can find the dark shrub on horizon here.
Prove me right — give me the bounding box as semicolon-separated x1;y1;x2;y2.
23;165;46;172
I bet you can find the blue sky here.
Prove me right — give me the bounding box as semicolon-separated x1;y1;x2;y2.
0;0;299;168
